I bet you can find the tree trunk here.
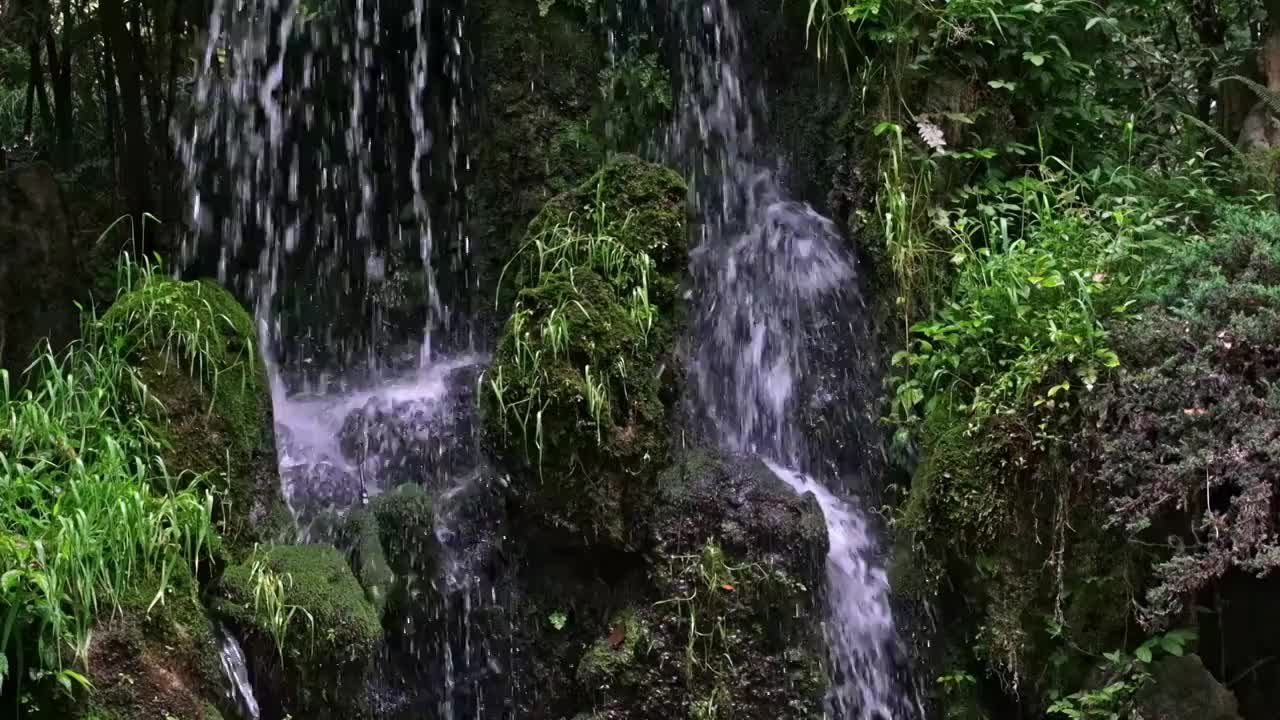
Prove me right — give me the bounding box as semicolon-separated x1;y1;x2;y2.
22;58;35;138
101;39;121;207
1185;0;1226;124
29;42;55;143
45;30;75;168
131;1;165;142
101;0;152;246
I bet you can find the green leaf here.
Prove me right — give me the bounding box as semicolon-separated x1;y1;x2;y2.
1135;645;1153;663
1023;51;1047;67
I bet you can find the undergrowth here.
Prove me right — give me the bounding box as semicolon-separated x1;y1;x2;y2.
0;255;218;704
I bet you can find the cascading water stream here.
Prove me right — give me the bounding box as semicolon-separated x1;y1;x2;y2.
214;621;262;720
671;1;917;717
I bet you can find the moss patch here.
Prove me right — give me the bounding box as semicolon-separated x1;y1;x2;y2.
576;610;647;689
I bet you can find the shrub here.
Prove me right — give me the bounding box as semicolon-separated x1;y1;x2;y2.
1092;206;1280;627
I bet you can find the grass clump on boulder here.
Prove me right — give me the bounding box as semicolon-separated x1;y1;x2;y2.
99;265;289;549
218;544;381;719
484;155;687;544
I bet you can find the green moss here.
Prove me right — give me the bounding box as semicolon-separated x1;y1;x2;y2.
99;276;288;551
218;544;379;718
896;412;1137;700
576;609;647;687
221;544;380;664
520;154;688;293
342;508;394;617
339;484;436;617
369;483;436;570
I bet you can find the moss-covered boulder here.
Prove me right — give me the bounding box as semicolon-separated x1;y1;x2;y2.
893;413;1139;703
565;451;829;718
100;276;290;551
77;564;225;720
340;484;437;618
485;156;687;544
217;544;381;719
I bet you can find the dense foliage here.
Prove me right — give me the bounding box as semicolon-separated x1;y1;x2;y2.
803;0;1280;716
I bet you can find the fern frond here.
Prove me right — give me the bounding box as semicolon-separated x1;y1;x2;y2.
1177;112;1244;158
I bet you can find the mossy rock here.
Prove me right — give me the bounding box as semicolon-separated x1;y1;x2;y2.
339;484;437;617
100;277;290;552
575;609;647;689
518;155;688;297
218;544;381;719
895;413;1138;704
485;157;687;545
77;563;225;720
567;451;828;718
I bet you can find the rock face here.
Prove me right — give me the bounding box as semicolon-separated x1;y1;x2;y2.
509;451;829;719
469;0;605;334
1137;655;1242;720
0;164;79;382
81;564;225;720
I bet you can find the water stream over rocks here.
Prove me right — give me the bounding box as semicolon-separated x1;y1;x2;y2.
672;1;917;717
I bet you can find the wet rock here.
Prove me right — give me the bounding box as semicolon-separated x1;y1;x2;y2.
1136;654;1242;720
561;451;829;719
337;363;481;491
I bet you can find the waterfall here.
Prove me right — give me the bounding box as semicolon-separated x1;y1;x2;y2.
670;1;917;717
178;0;474;381
181;1;502;717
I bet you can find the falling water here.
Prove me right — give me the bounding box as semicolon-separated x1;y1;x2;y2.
671;1;915;717
214;621;262;720
180;1;500;717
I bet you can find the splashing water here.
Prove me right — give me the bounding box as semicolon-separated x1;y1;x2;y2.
671;1;916;717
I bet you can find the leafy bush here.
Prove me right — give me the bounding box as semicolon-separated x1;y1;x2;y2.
1092;206;1280;628
890;163;1168;439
